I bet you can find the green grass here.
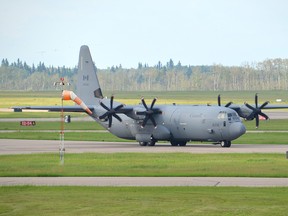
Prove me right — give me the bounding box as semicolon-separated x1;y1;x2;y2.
2;90;288;107
243;119;288;131
0;131;125;141
0;131;287;144
1;119;288;131
0;111;85;118
0;121;104;130
234;132;288;144
1;186;288;216
0;153;287;177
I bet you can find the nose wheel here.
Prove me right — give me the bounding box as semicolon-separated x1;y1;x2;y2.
220;140;231;148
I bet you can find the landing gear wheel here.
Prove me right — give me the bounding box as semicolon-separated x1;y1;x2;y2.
147;140;156;146
139;140;156;146
170;140;187;146
220;141;231;148
170;141;178;146
179;141;187;146
139;142;147;146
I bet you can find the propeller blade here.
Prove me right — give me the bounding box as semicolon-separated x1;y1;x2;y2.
108;116;113;128
110;96;114;109
255;115;259;128
141;116;149;128
259;112;269;120
217;94;232;107
255;93;258;108
100;96;124;129
259;101;269;109
225;102;233;107
113;113;122;122
99;112;109;120
138;97;161;128
245;94;270;128
150;116;157;128
244;103;254;111
114;104;124;111
141;97;148;110
100;102;110;111
150;98;157;109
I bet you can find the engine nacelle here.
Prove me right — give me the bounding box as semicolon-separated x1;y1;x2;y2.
237;105;254;119
125;107;146;120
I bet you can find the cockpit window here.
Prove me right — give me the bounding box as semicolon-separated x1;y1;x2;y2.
218;111;241;122
217;111;227;119
228;112;241;122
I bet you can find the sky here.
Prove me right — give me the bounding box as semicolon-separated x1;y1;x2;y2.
0;0;288;69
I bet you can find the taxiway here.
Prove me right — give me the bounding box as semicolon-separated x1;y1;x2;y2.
0;139;287;155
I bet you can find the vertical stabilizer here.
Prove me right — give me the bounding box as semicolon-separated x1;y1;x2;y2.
76;45;103;105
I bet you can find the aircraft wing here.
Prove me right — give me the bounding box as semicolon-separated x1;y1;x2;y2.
261;105;288;109
229;104;288;110
12;105;94;113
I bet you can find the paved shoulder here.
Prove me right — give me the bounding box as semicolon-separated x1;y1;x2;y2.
0;177;288;187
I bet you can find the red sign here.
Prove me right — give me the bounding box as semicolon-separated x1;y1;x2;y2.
20;121;36;126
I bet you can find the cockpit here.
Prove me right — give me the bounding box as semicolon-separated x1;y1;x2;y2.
217;111;241;122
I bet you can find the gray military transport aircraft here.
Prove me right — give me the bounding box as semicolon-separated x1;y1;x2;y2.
13;45;288;147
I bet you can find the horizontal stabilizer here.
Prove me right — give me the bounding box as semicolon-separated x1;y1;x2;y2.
12;105;94;113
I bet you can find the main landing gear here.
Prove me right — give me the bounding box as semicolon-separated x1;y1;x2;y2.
170;140;187;146
138;140;231;147
139;140;156;146
220;140;231;148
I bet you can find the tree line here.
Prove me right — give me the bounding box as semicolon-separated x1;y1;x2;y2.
1;58;288;91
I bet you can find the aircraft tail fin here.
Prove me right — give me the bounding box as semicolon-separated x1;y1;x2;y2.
76;45;103;105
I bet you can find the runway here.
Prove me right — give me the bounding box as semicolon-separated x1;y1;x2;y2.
1;139;287;187
0;139;288;154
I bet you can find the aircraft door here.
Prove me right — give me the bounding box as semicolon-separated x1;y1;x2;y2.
216;111;229;140
170;108;187;138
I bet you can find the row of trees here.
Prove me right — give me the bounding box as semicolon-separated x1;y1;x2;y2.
1;58;288;91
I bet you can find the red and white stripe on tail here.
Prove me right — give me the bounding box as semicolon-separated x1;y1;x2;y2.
62;90;93;115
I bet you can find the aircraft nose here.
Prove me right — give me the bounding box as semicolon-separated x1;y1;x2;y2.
229;122;246;140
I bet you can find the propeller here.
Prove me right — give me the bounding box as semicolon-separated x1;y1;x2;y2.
99;96;124;129
136;97;162;128
244;93;269;128
218;94;233;107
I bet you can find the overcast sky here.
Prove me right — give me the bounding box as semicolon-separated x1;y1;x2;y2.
0;0;287;69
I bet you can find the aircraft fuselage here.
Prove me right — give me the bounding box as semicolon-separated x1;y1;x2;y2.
93;103;246;146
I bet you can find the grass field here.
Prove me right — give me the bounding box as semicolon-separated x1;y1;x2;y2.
0;119;287;131
0;116;288;143
1;90;288;216
0;153;287;177
1;186;288;216
2;90;288;108
1;131;288;144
